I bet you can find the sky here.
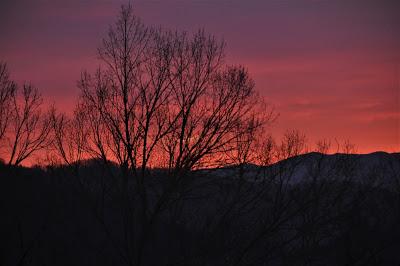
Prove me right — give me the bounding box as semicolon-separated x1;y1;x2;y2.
0;0;399;153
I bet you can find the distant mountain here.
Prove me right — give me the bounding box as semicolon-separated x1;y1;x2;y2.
205;152;400;188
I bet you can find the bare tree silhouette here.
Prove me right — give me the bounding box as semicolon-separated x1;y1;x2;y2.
50;107;88;167
0;63;51;166
47;4;271;266
0;62;16;145
6;85;51;166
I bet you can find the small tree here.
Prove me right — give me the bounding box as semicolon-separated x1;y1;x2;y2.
3;83;51;166
275;129;307;160
50;107;88;166
0;62;16;144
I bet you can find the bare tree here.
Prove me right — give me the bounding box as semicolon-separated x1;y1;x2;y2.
315;138;331;154
256;134;277;167
0;62;16;145
50;107;88;166
5;84;52;166
73;4;269;265
275;129;308;161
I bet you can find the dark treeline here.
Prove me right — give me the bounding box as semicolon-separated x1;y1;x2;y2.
1;152;400;265
1;4;400;266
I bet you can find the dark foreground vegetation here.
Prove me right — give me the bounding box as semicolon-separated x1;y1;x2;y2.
1;152;400;266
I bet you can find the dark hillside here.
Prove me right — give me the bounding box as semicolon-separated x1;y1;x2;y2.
1;153;400;265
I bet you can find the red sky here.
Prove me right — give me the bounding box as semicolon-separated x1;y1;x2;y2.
0;0;399;153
